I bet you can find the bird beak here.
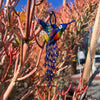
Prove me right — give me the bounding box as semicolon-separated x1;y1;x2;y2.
63;20;75;29
67;20;75;25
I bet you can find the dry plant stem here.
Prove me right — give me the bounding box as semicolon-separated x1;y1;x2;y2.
62;90;65;100
36;86;45;100
3;29;7;42
0;0;3;8
35;0;44;6
63;84;72;95
0;49;4;57
20;40;23;66
17;17;25;38
56;60;65;69
36;47;44;66
5;0;10;8
17;44;44;81
56;65;67;74
14;29;22;40
17;67;37;81
3;65;20;100
22;43;28;65
14;54;19;73
3;44;8;56
0;55;6;65
54;93;59;100
43;85;46;99
11;0;20;8
30;2;50;38
29;0;35;32
82;1;100;86
56;85;62;95
33;30;43;48
4;0;10;18
78;70;84;90
20;76;46;100
30;20;34;37
72;92;78;100
26;0;31;39
1;51;12;82
10;5;19;16
48;87;51;100
20;42;28;73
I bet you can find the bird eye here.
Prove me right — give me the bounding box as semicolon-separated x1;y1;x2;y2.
59;25;62;29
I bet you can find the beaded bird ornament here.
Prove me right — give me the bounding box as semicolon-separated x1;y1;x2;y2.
38;11;75;87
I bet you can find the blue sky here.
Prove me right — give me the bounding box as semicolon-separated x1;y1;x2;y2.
14;0;74;11
47;0;63;9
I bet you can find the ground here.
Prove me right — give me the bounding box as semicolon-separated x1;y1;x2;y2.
87;80;100;100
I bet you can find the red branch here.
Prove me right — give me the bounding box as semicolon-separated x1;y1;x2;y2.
14;54;19;73
26;0;31;39
35;0;44;6
56;85;62;95
29;0;35;34
17;67;37;81
54;93;59;100
36;86;45;100
1;50;12;82
48;86;51;100
63;84;72;95
43;85;46;99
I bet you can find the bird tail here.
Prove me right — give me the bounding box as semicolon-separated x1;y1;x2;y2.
44;42;58;87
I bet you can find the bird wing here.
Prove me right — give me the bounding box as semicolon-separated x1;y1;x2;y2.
38;19;54;37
